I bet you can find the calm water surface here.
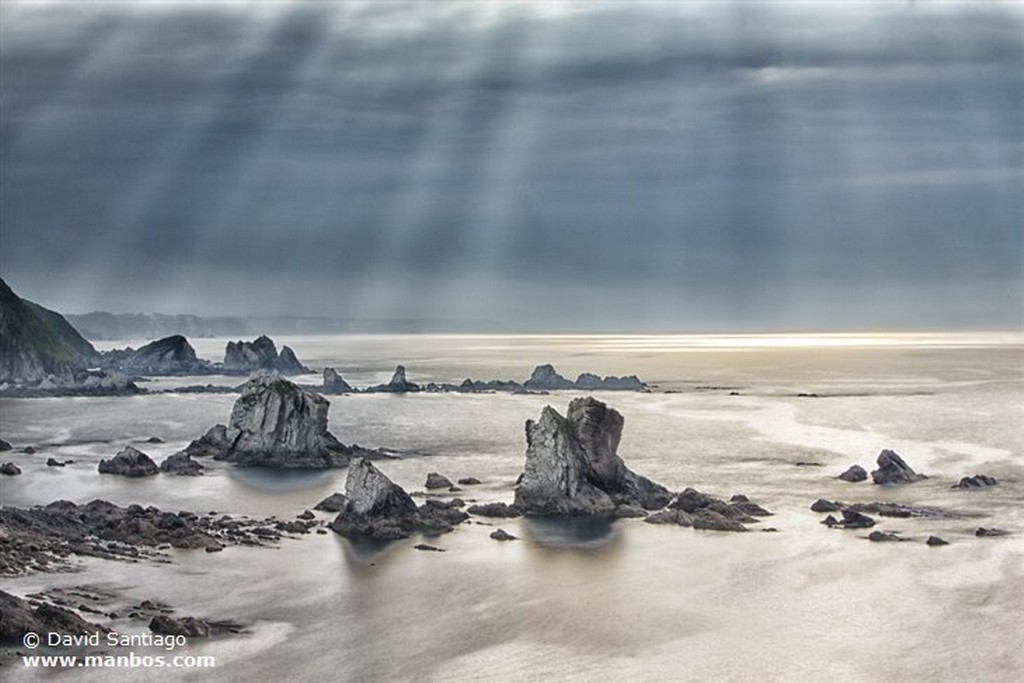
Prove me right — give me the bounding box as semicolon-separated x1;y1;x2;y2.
1;334;1021;682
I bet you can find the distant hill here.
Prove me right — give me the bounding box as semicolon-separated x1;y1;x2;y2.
66;312;504;340
0;278;98;384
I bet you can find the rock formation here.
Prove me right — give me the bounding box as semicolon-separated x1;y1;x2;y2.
159;452;204;476
952;474;998;489
223;335;310;375
1;590;107;642
367;365;421;393
838;464;868;482
0;277;98;386
523;364;576;391
322;367;354;393
513;397;672;515
101;335;213;376
574;372;647;391
329;459;468;540
1;462;21;476
0;439;10;451
645;487;770;531
149;615;210;638
870;449;927;485
425;472;454;489
198;374;359;468
98;446;159;477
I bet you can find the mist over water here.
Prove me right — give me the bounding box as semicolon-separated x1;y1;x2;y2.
2;334;1022;682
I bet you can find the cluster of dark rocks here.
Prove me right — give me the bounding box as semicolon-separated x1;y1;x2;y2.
319;363;648;396
0;499;311;575
321;397;775;544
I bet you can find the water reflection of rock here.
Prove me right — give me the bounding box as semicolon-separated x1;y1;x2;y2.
226;467;329;493
337;534;401;568
523;516;620;551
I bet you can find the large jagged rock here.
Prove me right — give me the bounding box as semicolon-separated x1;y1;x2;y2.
514;397;672;515
98;446;159;477
212;374;355;468
101;335;213;376
329;459;467;539
367;365;421;393
222;335;310;375
870;449;927;485
322;367;354;393
523;364;575;391
0;278;97;385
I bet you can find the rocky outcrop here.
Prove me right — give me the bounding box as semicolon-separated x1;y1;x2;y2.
159;452;204;476
521;365;647;391
0;278;98;386
926;536;950;546
149;615;210;638
822;509;876;529
181;424;231;458
0;500;297;574
101;335;213;376
1;462;21;476
322;367;354;393
490;529;517;541
650;487;771;532
457;477;481;485
98;446;159;477
574;372;647;391
196;374;362;468
467;502;523;518
870;449;927;485
0;439;11;451
366;365;421;393
329;459;468;540
952;474;997;489
523;364;575;391
314;493;348;512
425;472;454;490
838;464;868;482
223;335;310;375
513;397;672;515
1;590;107;642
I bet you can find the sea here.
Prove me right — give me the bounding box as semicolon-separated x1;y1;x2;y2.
1;333;1022;682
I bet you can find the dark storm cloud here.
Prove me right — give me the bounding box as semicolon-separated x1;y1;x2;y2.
1;1;1021;329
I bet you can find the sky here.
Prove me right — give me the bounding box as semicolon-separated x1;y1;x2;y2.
1;0;1021;332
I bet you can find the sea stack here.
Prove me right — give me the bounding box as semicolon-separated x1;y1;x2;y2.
186;373;360;468
513;396;672;515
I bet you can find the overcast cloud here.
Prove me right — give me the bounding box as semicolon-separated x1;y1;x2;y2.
1;1;1021;330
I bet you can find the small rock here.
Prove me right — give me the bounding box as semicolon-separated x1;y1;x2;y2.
952;474;998;489
22;446;36;454
1;462;22;475
414;544;445;552
149;615;210;637
159;452;204;476
868;530;902;542
926;536;949;546
46;458;65;467
98;446;159;477
975;528;1009;537
810;499;841;513
490;529;517;541
0;439;11;451
145;436;165;444
870;449;926;485
297;510;315;520
838;464;868;482
425;473;454;490
457;477;482;485
314;493;349;512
